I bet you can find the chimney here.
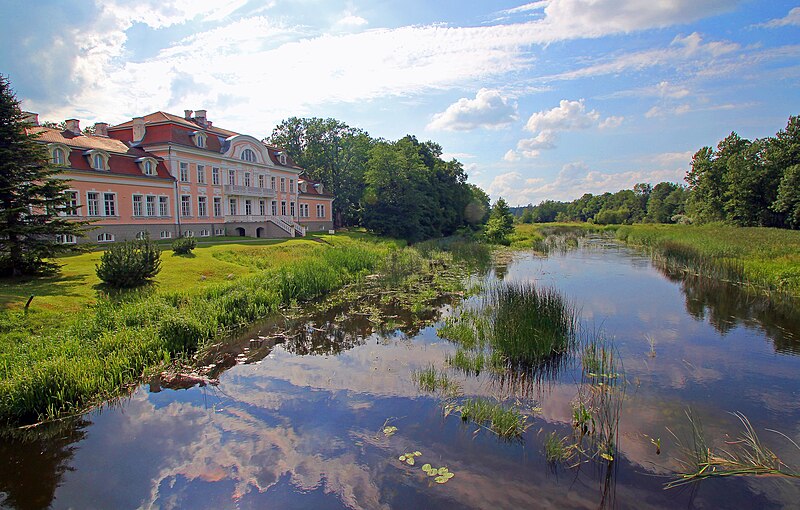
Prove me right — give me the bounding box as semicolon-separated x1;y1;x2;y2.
194;109;207;127
94;122;109;137
184;109;193;120
206;121;212;128
22;111;39;126
65;119;81;135
132;117;146;142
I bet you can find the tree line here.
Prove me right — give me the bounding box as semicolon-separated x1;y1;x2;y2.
267;118;489;242
517;115;799;228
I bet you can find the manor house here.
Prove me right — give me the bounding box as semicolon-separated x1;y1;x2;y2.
25;109;333;244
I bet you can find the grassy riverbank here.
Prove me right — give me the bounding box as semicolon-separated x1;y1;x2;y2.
614;224;800;296
1;233;458;426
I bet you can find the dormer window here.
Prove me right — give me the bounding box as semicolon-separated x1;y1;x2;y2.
84;149;110;171
279;153;287;165
241;148;257;162
192;131;207;149
136;157;158;176
48;143;71;166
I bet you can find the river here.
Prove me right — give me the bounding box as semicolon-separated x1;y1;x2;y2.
1;236;799;509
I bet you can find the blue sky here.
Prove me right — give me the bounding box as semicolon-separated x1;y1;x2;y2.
1;1;798;205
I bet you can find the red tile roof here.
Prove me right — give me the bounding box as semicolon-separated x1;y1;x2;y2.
109;111;239;137
28;126;174;181
298;176;334;198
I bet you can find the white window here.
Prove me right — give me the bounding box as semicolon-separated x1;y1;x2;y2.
279;153;287;165
57;234;76;244
103;193;116;216
184;230;194;238
229;198;237;216
259;199;266;216
199;229;210;237
245;199;252;215
258;175;264;188
241;148;256;162
160;231;172;239
281;201;286;216
64;191;79;216
132;194;143;216
280;178;285;192
180;162;189;182
143;160;155;175
181;195;191;217
197;165;206;184
290;201;295;216
228;169;236;185
159;196;169;217
212;167;220;185
195;133;205;148
198;196;207;217
87;192;99;216
213;197;221;217
146;196;156;216
94;154;104;170
270;176;276;189
215;228;225;236
135;231;147;240
299;203;309;218
97;233;114;243
271;201;277;216
244;172;251;187
53;148;66;166
317;204;325;218
289;179;294;193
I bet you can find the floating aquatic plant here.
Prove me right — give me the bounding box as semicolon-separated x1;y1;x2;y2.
422;463;455;484
383;426;398;438
398;451;422;465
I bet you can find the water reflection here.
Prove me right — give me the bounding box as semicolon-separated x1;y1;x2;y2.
0;418;88;510
660;266;800;354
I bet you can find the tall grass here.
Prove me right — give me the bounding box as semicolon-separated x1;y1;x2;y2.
615;224;800;297
439;281;577;379
447;397;530;439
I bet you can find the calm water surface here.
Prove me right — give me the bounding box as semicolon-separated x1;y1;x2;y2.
2;238;799;509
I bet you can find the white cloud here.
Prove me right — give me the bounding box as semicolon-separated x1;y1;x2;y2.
542;32;740;82
503;149;521;162
487;153;690;204
758;7;800;28
511;99;621;158
516;130;557;158
427;89;517;131
525;99;599;132
10;0;739;134
335;11;368;29
440;152;475;160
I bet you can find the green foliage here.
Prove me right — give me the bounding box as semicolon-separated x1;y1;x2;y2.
685;116;800;228
95;239;162;288
772;164;800;228
484;198;515;244
171;236;197;254
453;397;529;438
0;75;92;276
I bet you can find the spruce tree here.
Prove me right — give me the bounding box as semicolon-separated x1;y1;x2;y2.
0;75;90;276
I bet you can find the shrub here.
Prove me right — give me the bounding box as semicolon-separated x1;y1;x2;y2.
96;239;162;288
171;237;197;255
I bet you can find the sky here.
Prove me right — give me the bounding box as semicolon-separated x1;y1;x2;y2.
1;0;799;206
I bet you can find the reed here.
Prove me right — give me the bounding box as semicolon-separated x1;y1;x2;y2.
412;365;459;395
666;410;800;489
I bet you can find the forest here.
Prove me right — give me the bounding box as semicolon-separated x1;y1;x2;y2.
267;118;489;241
516;115;800;228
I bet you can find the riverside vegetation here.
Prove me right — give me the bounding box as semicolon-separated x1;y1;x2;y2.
0;233;483;427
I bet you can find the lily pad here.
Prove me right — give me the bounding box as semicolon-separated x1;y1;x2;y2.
383;426;398;437
437;467;449;476
435;472;455;484
422;463;432;473
600;452;614;462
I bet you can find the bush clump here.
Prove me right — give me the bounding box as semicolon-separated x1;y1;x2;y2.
96;239;162;288
171;237;197;255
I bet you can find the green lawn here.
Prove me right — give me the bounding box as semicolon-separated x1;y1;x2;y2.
0;231;412;426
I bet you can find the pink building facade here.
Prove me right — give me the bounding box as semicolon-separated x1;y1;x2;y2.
27;110;334;244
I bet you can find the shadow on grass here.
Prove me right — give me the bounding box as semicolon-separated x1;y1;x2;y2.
170;252;197;258
0;274;91;309
92;281;158;303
